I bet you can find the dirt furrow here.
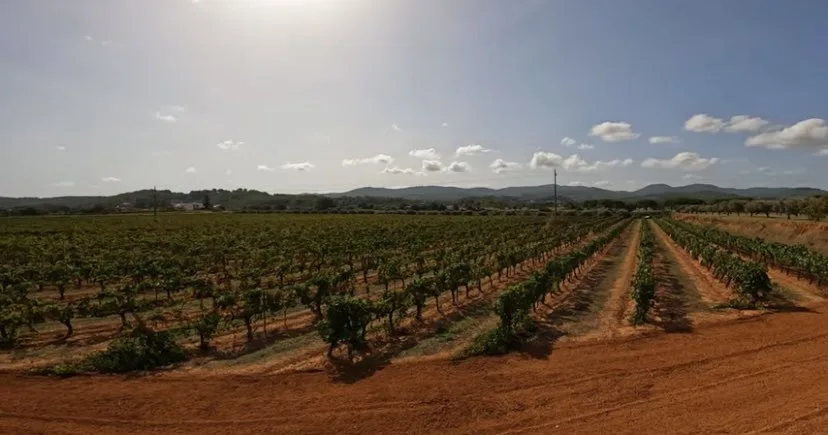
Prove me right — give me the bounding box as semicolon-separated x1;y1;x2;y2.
651;221;734;306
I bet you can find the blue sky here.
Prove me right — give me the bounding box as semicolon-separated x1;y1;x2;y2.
2;0;827;197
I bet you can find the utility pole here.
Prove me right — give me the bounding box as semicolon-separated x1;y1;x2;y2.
553;169;558;220
152;186;158;221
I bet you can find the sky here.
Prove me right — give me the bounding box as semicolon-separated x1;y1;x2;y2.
1;0;828;197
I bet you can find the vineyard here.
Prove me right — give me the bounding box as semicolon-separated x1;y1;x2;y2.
4;211;828;433
0;213;631;370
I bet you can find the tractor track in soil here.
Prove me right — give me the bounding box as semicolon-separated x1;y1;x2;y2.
4;297;828;434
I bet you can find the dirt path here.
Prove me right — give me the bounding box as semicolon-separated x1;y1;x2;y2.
529;222;636;343
651;221;734;306
583;220;640;339
4;300;828;434
650;220;698;332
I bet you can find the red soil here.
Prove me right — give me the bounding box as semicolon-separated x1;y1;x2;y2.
4;300;828;434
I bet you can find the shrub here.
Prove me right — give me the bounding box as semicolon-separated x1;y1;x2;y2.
86;325;186;373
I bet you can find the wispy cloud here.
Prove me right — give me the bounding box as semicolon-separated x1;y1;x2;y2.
101;177;121;183
56;146;66;151
649;136;679;144
342;154;394;166
391;123;402;132
257;165;276;172
577;144;595;150
561;137;577;147
381;166;419;175
455;144;494;157
409;148;441;160
185;167;196;173
442;122;449;127
154;112;177;123
281;162;315;171
642;152;719;172
84;35;110;46
217;140;243;151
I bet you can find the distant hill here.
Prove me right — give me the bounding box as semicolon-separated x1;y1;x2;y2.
336;183;825;202
1;184;824;212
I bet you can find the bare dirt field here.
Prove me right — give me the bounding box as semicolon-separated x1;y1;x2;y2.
677;214;828;256
5;219;828;434
3;300;828;435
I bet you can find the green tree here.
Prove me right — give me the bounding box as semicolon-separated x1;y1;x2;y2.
318;295;374;360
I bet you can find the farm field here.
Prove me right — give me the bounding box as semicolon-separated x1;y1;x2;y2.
3;212;828;434
677;213;828;256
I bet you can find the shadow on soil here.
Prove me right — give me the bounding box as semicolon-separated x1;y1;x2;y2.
653;267;694;334
516;246;623;361
327;289;499;384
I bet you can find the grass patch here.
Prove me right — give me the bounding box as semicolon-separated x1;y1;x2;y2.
397;303;496;359
203;330;320;368
35;326;187;377
456;316;537;359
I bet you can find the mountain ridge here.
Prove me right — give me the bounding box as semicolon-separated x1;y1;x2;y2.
2;183;823;210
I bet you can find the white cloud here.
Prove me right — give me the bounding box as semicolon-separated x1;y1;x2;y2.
567;181;586;186
281;162;315;171
409;148;441;160
169;105;185;113
257;165;276;172
56;146;66;151
561;155;635;172
489;159;522;173
154;112;177;123
641;152;720;172
447;161;471;173
51;181;74;187
745;118;828;150
816;149;828;156
649;136;678;144
391;123;402;132
101;177;121;183
593;181;610;187
577;144;595;150
685;113;770;134
682;174;704;180
589;122;640;142
84;35;110;46
216;140;243;151
561;137;577;147
455;144;493;157
529;151;564;169
382;166;418;175
725;115;769;133
422;160;444;172
185;167;196;173
342;154;394;166
442;122;448;127
684;114;725;133
562;154;588;171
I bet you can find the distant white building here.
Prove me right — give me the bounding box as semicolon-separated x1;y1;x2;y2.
172;201;204;211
